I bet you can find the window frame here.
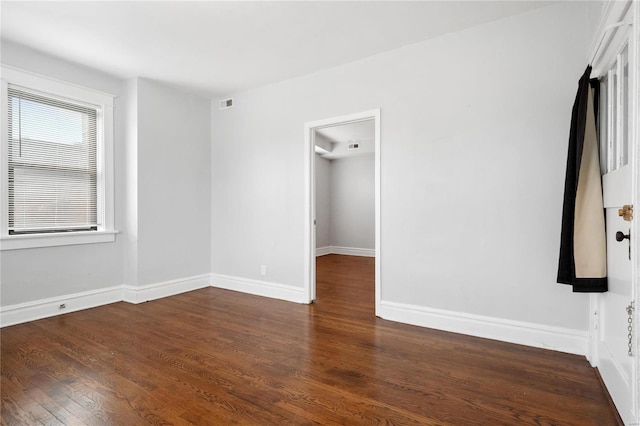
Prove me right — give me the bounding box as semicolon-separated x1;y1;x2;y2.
0;66;117;250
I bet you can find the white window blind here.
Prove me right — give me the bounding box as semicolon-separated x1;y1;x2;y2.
7;85;99;234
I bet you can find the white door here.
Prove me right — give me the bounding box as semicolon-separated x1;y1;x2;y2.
594;5;637;423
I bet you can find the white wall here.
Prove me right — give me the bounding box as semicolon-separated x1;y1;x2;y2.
132;78;212;286
0;41;126;305
211;2;591;331
0;43;212;309
123;77;139;287
330;155;374;250
315;154;331;249
586;1;607;50
315;154;375;251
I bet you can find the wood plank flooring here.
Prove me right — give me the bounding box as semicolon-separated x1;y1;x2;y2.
1;254;620;425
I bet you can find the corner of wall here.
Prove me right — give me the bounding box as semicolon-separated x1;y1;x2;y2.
123;77;139;287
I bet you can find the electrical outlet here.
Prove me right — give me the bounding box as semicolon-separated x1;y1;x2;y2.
260;265;267;276
59;303;66;310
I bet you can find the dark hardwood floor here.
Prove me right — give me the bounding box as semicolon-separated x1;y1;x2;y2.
1;254;620;425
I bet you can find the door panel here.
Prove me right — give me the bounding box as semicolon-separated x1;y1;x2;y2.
594;4;636;423
599;180;634;421
603;167;631;207
601;168;633;378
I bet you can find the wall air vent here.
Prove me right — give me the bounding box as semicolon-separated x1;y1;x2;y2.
219;98;233;110
348;143;360;150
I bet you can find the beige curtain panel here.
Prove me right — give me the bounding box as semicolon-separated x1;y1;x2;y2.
557;65;607;293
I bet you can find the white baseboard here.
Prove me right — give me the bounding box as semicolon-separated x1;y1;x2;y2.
1;274;212;327
316;246;375;257
0;275;588;360
0;286;123;328
123;274;211;304
1;272;304;327
316;246;332;256
211;273;307;304
378;300;588;356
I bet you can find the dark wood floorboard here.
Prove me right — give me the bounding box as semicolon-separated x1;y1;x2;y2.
1;254;620;425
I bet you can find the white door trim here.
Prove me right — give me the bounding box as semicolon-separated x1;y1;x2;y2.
303;109;381;314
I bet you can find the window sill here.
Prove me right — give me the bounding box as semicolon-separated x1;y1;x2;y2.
0;230;119;251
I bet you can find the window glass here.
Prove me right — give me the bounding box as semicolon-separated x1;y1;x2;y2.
609;70;617;172
8;86;98;234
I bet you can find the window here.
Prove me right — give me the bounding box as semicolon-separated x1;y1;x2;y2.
1;66;116;250
8;86;98;234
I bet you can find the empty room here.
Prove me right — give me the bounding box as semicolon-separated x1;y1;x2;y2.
1;1;638;425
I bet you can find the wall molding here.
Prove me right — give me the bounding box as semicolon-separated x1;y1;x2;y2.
123;274;211;304
316;246;332;256
316;246;375;257
1;273;304;327
0;285;123;328
1;274;212;327
378;300;589;356
0;276;588;359
210;273;307;304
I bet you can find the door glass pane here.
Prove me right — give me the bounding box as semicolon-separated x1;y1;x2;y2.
609;69;617;172
621;45;629;166
599;76;608;174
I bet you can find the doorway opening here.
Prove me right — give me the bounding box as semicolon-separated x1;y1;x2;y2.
303;109;380;315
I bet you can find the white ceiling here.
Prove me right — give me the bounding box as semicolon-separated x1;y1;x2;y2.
1;1;554;98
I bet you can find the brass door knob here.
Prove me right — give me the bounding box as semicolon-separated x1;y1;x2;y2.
618;205;633;222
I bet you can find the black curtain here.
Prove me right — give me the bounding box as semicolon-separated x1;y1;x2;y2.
557;65;608;293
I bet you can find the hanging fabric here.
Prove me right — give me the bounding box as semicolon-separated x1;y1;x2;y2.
557;65;607;292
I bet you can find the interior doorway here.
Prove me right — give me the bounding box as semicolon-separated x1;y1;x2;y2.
303;109;381;314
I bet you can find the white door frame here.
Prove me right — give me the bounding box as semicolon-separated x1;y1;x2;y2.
303;109;381;314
